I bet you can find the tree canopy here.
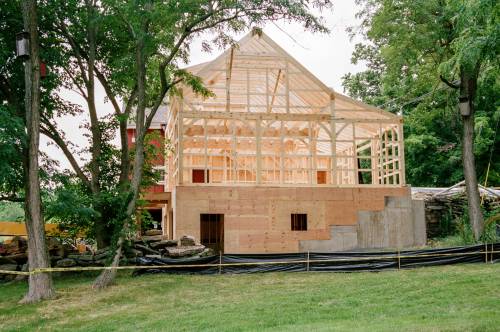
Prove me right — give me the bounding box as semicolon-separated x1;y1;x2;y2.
343;0;500;188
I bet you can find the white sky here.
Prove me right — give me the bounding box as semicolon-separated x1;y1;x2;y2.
42;1;365;170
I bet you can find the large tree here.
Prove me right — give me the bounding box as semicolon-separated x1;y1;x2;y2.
34;0;332;288
1;0;116;301
21;0;55;304
343;0;499;240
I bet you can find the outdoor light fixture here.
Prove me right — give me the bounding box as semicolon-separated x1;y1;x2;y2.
458;96;470;116
16;31;29;59
160;123;167;131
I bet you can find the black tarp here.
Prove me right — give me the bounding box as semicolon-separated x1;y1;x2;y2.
133;243;499;276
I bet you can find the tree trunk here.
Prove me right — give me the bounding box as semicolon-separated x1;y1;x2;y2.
460;67;484;240
95;217;112;249
118;118;131;186
92;35;148;289
92;234;124;289
20;0;54;304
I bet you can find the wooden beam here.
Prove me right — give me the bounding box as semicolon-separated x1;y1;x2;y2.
256;118;262;184
143;191;172;202
204;118;208;183
268;69;282;113
330;100;337;185
280;120;285;183
225;47;234;112
353;124;359;185
384;130;389;185
309;121;315;184
398;123;406;185
180;110;401;123
178;102;184;184
285;60;290;113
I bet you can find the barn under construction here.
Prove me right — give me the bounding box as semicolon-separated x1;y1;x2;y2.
134;30;425;253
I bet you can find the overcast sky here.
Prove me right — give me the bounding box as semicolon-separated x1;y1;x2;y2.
42;1;365;170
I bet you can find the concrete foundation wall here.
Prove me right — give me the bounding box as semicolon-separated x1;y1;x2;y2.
174;186;425;253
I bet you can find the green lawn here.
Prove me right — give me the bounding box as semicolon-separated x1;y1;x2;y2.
1;264;499;331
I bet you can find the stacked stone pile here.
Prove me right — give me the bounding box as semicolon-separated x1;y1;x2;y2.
131;233;214;259
0;233;212;281
412;187;500;238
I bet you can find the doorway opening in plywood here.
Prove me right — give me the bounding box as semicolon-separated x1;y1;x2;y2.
200;214;224;253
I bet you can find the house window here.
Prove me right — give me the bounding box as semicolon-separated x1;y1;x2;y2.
291;214;307;231
192;169;209;183
317;171;327;184
153;166;166;185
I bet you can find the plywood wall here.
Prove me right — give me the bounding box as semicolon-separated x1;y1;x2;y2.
174;186;411;253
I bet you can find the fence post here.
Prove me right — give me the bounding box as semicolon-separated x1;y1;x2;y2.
219;251;222;275
485;243;488;264
397;250;401;270
306;251;310;272
491;243;494;264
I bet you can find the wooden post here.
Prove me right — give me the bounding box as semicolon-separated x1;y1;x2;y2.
310;121;316;184
397;250;401;270
256;118;262;184
178;101;184;184
384;130;389;185
204;118;208;183
352;123;359;185
491;243;494;264
167;198;173;240
306;251;310;272
371;138;378;184
379;125;385;184
397;121;406;185
223;150;227;183
231;120;237;183
391;127;397;184
485;243;488;264
280;120;285;184
330;99;337;185
219;251;222;275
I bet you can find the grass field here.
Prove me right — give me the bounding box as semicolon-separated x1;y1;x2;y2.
1;264;499;331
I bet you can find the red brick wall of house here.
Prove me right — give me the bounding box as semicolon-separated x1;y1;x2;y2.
127;128;165;193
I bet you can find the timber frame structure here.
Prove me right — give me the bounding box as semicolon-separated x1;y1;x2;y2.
136;30;425;253
165;30;405;189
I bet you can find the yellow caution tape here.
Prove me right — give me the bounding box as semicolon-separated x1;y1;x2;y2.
0;270;30;276
0;250;497;276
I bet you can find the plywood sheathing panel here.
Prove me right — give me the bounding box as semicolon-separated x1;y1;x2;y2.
174;199;209;242
174;186;415;253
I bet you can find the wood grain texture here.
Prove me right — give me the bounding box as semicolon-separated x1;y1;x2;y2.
174;186;414;253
